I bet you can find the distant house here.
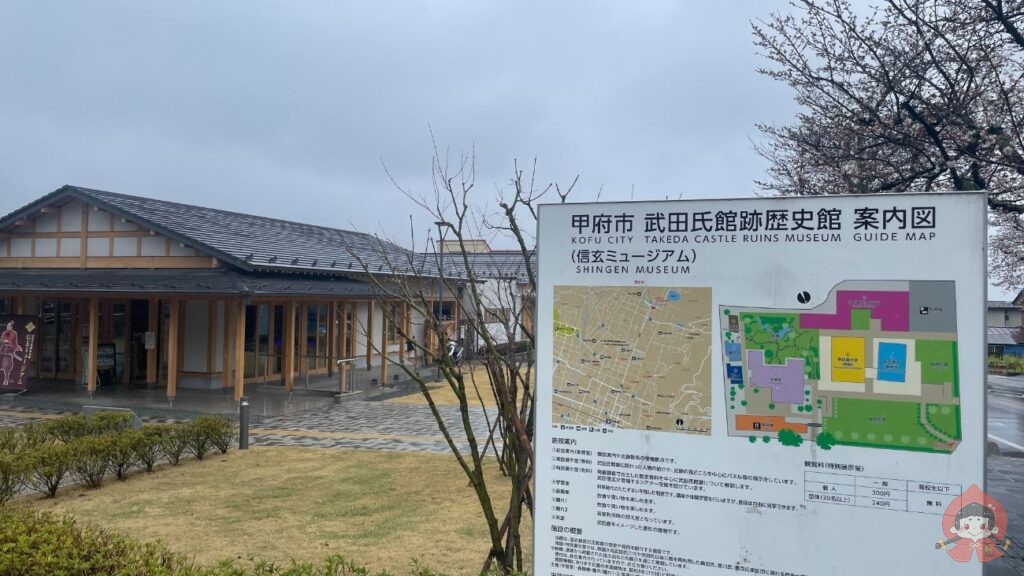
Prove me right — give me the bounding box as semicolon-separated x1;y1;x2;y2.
987;300;1024;327
989;325;1024;357
435;240;533;352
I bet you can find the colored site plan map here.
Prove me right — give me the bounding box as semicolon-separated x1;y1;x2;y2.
721;281;961;453
552;286;712;434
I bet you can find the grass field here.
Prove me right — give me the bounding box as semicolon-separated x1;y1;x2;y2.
387;367;502;408
30;447;528;575
823;397;954;452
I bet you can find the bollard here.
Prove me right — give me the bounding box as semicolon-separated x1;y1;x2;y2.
239;396;250;450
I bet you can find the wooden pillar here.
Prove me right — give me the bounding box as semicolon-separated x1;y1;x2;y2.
233;300;246;400
398;302;406;365
327;301;336;377
284;302;296;391
379;301;388;386
166;300;180;400
87;297;99;393
146;298;158;385
365;301;374;369
222;300;232;389
298;303;308;383
452;293;460;343
206;302;217;376
339;302;349;392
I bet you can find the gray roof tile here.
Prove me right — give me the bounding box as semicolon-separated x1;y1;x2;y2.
1;186;440;278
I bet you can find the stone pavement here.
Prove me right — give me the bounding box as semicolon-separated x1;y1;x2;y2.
249;397;501;455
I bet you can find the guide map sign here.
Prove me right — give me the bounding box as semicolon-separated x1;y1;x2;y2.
535;193;986;575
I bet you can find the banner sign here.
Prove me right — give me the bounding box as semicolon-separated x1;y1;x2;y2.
0;315;38;392
535;193;987;575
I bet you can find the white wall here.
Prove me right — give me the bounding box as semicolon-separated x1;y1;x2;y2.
182;300;209;372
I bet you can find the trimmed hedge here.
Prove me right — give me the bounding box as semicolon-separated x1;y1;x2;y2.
0;452;25;504
1;411;240;501
159;424;190;466
24;442;73;498
136;425;166;472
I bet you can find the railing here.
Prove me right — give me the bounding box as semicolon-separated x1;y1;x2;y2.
249;352;362;393
334;356;360;393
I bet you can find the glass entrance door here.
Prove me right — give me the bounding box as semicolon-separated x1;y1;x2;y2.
38;300;76;381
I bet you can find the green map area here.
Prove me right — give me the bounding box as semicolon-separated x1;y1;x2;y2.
740;313;820;380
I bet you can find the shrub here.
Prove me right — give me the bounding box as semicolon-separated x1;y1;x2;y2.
195;415;235;455
90;411;135;434
45;415;91;443
0;452;26;504
0;506;403;576
17;421;55;451
159;424;190;466
24;442;73;498
69;434;116;489
135;425;166;472
0;426;27;454
108;430;144;481
185;418;216;461
0;505;192;576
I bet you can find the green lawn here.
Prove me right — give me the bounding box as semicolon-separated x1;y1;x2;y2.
823;398;957;453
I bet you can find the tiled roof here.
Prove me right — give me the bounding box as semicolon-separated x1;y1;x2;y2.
988;326;1024;346
988;300;1019;309
443;250;534;283
0;185;441;278
0;268;381;297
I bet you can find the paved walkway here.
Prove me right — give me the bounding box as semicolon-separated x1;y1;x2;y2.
250;398;500;454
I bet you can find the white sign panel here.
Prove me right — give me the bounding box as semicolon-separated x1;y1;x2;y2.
535;193;987;575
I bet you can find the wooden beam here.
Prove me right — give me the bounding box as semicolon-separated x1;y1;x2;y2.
87;297;99;393
146;298;158;385
233;300;246;400
284;302;296;391
167;299;180;400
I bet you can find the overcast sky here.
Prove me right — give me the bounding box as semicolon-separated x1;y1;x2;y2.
0;1;1014;298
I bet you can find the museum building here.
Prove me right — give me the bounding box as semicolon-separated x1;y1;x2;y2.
0;185;457;400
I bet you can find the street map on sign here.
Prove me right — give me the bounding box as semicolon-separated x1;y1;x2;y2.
551;286;712;434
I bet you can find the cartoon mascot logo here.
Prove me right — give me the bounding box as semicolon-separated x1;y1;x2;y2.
936;484;1012;562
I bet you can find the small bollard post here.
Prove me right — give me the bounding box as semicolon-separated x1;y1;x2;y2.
239;395;250;450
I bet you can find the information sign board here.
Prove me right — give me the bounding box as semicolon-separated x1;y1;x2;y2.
535;193;986;575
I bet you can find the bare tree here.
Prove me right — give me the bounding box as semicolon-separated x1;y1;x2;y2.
753;0;1024;285
343;141;576;574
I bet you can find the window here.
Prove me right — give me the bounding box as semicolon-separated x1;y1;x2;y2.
386;303;405;343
